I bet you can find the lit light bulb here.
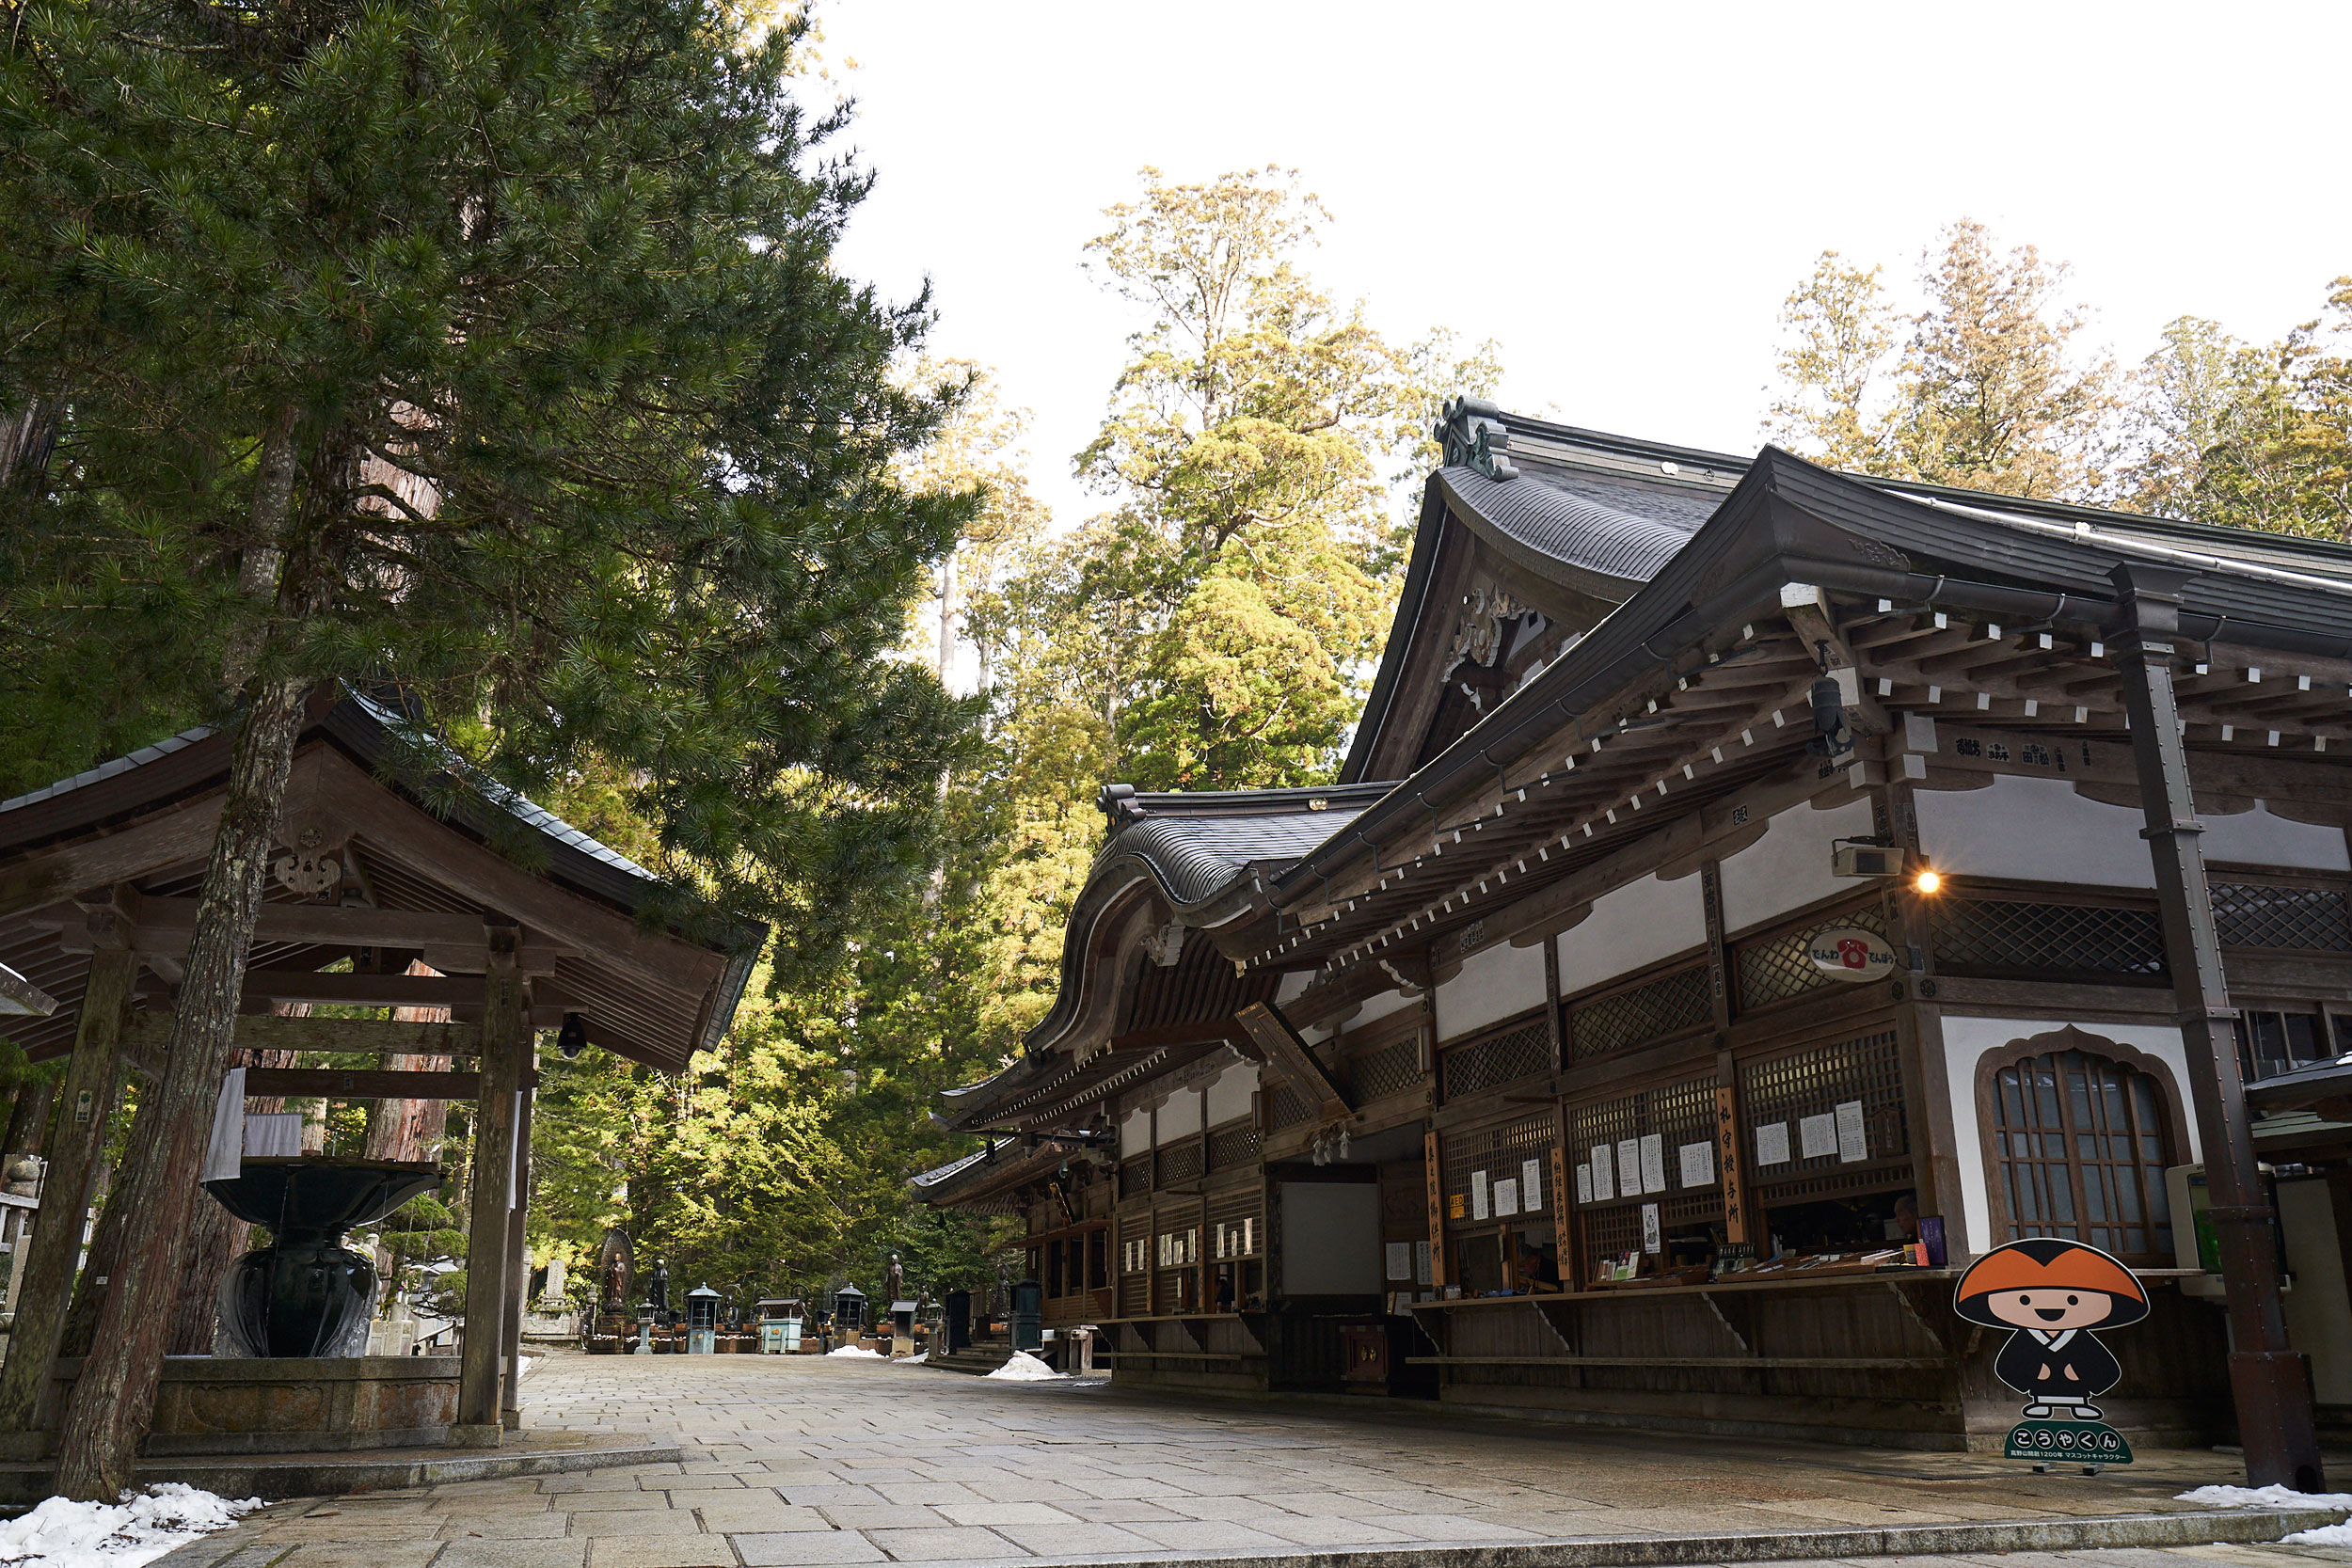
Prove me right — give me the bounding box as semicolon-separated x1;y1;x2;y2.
1915;868;1943;894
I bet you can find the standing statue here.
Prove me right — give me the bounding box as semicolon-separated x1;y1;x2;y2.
596;1227;634;1310
884;1253;906;1303
647;1256;671;1314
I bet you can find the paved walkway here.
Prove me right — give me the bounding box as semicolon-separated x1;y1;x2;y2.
160;1352;2345;1568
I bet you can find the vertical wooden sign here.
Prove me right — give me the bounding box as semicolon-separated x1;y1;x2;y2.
1423;1128;1447;1291
1715;1080;1748;1245
1549;1139;1575;1291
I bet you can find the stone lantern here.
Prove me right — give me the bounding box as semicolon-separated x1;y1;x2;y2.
686;1283;720;1354
833;1281;866;1338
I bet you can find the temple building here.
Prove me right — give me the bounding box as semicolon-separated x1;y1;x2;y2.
917;402;2352;1456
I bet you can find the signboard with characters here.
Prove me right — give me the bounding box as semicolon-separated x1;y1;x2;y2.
1954;1237;2145;1469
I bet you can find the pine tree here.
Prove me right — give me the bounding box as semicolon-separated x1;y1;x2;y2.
0;0;973;1494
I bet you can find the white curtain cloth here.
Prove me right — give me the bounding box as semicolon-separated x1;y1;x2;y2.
200;1068;247;1180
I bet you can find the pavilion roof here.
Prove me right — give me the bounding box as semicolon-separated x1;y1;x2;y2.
0;688;762;1073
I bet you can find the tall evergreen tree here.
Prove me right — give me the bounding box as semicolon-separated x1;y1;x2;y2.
0;0;972;1494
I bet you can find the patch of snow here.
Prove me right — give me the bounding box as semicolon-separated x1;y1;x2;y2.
2285;1523;2352;1546
984;1351;1064;1382
2178;1484;2352;1510
517;1355;539;1381
895;1352;928;1365
826;1345;883;1358
0;1483;261;1567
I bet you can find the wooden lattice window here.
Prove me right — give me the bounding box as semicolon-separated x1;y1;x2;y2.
1567;964;1711;1059
1734;904;1892;1012
1979;1029;2183;1264
1438;1014;1551;1099
1738;1026;1909;1200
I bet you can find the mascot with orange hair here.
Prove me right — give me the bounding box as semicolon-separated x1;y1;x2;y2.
1954;1238;2147;1421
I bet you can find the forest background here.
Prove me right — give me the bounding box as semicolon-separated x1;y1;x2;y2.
5;129;2350;1322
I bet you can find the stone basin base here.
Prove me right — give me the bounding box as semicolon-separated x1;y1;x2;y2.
37;1355;460;1456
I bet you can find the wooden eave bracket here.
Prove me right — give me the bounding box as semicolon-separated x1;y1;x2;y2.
1234;1002;1351;1122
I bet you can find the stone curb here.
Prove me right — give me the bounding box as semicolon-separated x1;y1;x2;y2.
865;1508;2348;1568
0;1434;683;1508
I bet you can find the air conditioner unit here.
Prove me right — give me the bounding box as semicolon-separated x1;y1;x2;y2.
1831;842;1907;879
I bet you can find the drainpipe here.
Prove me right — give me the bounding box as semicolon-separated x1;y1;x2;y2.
2109;562;2323;1491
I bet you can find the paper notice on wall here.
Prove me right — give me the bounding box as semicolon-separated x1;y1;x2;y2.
1576;1162;1593;1204
1521;1157;1543;1209
1800;1112;1837;1160
1493;1178;1518;1218
1471;1170;1490;1221
1835;1099;1868;1164
1386;1241;1413;1280
1754;1121;1790;1166
1678;1139;1714;1189
1415;1239;1431;1286
1589;1145;1614;1202
1642;1203;1662;1254
1639;1133;1666;1195
1615;1138;1641;1196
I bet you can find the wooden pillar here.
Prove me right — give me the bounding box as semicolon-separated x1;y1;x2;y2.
500;1082;533;1429
0;941;135;1437
2111;562;2323;1490
453;925;522;1445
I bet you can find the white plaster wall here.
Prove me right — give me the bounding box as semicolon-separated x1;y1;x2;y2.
2202;801;2351;872
1434;939;1547;1042
1939;1015;2202;1257
1556;872;1705;995
1120;1106;1152;1160
1204;1061;1258;1127
1915;775;2152;889
2279;1180;2352;1404
1274;970;1314;1006
1156;1085;1202;1143
1719;796;1879;933
1350;988;1418;1029
1279;1181;1381;1295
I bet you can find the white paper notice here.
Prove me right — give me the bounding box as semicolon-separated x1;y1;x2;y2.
1836;1099;1868;1164
1678;1139;1714;1189
1493;1178;1518;1217
1576;1162;1594;1204
1800;1112;1837;1160
1755;1121;1791;1166
1471;1170;1490;1221
1641;1202;1662;1254
1589;1145;1615;1202
1386;1242;1413;1281
1639;1133;1666;1195
1615;1138;1641;1197
1415;1239;1432;1285
1522;1157;1544;1210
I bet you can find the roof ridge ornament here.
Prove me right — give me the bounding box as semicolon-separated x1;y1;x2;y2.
1438;396;1519;482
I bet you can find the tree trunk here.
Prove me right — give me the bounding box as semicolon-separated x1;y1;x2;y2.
51;674;310;1499
364;962;452;1164
0;1080;56;1166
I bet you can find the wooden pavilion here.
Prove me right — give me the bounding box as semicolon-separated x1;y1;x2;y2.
0;686;758;1450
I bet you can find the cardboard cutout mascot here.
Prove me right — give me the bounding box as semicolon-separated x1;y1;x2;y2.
1955;1238;2145;1465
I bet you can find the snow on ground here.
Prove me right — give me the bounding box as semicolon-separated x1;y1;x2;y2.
2179;1484;2352;1510
826;1345;883;1358
0;1484;260;1568
893;1352;928;1365
984;1351;1063;1382
2285;1523;2352;1546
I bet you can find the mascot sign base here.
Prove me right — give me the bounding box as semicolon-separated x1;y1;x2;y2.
1957;1238;2147;1471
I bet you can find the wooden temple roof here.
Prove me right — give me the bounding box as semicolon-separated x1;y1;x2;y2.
930;413;2352;1149
0;688;762;1073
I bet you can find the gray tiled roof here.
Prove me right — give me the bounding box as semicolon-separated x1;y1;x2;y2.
1438;464;1703;588
1103;808;1362;907
0;722;216;815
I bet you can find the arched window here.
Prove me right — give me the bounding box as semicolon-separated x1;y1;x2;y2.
1981;1029;2184;1263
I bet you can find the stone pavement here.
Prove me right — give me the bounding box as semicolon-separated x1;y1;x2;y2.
155;1352;2347;1568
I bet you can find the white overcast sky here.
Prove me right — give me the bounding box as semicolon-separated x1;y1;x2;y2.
822;1;2352;535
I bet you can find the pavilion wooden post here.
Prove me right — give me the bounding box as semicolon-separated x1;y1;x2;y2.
453;925;523;1446
500;1082;534;1430
0;938;135;1437
2111;562;2324;1490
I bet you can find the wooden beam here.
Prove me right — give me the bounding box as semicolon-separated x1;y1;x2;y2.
454;929;525;1444
242;1068;484;1101
123;1012;483;1056
239;971;483;1008
1234;1002;1350;1122
87;897;541;953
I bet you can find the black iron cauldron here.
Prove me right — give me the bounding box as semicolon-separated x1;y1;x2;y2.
202;1158;439;1357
